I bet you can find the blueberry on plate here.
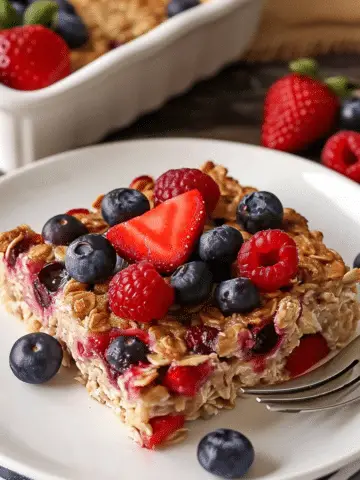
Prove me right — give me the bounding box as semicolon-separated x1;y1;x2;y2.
198;225;243;264
353;253;360;268
42;214;88;246
236;191;283;234
9;332;63;384
215;277;260;315
167;0;199;18
65;234;116;283
101;188;150;227
197;428;255;479
105;336;148;373
54;10;89;49
340;97;360;131
170;261;213;305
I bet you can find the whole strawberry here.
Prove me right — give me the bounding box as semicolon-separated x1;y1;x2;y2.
0;25;70;90
262;59;340;153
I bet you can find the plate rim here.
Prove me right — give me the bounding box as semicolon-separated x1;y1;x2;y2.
0;137;359;480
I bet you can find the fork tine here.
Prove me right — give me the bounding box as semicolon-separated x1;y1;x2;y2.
264;381;360;413
256;372;360;403
241;335;360;395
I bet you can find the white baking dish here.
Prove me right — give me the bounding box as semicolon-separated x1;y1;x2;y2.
0;0;263;171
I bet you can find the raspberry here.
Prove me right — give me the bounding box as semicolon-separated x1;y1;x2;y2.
285;334;330;377
185;326;219;354
321;130;360;183
237;230;298;291
108;262;174;323
163;361;213;396
142;415;185;449
154;168;220;214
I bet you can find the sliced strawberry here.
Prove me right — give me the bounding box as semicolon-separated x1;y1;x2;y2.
106;189;206;273
285;334;330;378
163;361;213;396
142;415;185;449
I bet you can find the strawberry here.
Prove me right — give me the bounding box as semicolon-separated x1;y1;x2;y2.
0;25;70;90
285;333;330;378
321;130;360;182
163;362;213;397
262;58;340;153
106;189;206;273
142;415;185;449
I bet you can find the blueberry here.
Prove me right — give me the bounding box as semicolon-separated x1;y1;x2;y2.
215;278;260;315
33;262;69;308
167;0;199;17
11;1;26;16
65;234;116;283
55;10;88;49
114;255;128;274
38;262;69;292
42;214;88;246
354;253;360;268
197;429;255;479
236;191;283;234
170;261;213;305
199;226;243;264
251;322;279;354
105;336;148;373
9;332;63;384
340;98;360;131
57;0;76;13
101;188;150;227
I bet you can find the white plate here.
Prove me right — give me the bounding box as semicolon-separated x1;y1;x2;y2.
0;138;360;480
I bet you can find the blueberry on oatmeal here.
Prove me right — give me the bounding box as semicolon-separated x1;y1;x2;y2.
54;10;89;49
251;323;279;355
105;336;148;373
215;278;260;315
198;225;243;264
37;262;69;293
167;0;200;18
42;214;88;246
170;261;213;306
354;253;360;268
236;191;283;233
9;332;63;384
65;234;116;283
197;429;255;479
101;188;150;226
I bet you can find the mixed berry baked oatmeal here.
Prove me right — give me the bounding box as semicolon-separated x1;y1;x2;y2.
1;161;359;449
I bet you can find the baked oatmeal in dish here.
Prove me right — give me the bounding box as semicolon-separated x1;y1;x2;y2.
70;0;209;70
1;161;359;449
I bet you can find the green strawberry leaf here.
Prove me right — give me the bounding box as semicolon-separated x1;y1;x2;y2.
0;0;22;29
24;0;59;27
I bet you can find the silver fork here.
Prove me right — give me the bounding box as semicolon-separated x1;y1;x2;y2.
240;335;360;413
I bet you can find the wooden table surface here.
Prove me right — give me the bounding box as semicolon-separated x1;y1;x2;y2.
104;54;360;162
2;54;360;480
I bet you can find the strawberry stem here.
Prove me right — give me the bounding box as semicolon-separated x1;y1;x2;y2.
289;58;319;79
324;76;350;98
